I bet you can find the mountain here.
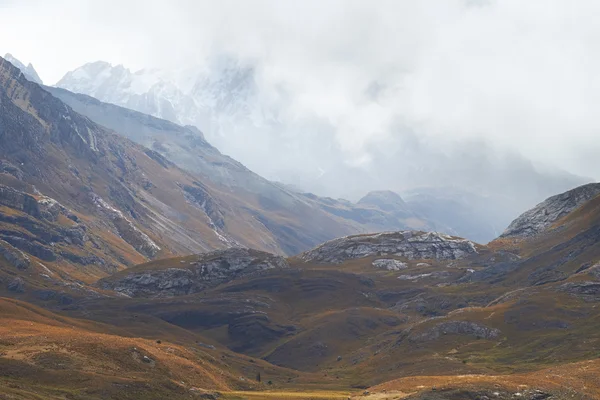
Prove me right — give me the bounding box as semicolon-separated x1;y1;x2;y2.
4;53;43;84
0;55;279;275
500;182;600;238
55;58;253;138
0;54;361;283
45;181;600;398
56;59;588;245
1;80;600;400
44;83;449;243
5;53;600;398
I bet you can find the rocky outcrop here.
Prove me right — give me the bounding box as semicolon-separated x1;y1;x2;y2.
0;239;30;270
409;321;500;342
0;185;41;218
7;277;25;293
501;183;600;239
182;183;225;229
0;185;78;225
0;160;24;180
559;281;600;298
98;248;289;297
1;235;56;261
298;231;478;264
93;194;160;258
371;259;407;271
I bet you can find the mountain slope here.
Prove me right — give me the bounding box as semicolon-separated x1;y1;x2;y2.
500;182;600;239
0;55;351;283
44;83;447;247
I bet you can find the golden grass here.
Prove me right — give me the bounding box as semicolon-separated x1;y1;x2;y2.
223;390;351;399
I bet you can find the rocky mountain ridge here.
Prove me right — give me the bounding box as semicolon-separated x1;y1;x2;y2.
298;231;479;264
4;53;43;84
98;248;288;297
501;182;600;238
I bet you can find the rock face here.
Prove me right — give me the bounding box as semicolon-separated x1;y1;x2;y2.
298;231;478;264
92;194;160;258
0;240;30;270
501;183;600;239
559;281;600;298
98;248;289;297
371;259;407;271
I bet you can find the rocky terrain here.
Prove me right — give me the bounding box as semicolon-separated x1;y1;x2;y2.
298;231;479;264
98;248;289;297
501;182;600;238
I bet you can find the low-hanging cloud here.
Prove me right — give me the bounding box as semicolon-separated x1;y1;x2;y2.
1;0;598;204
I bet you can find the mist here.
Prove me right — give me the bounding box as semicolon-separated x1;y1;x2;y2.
1;0;598;205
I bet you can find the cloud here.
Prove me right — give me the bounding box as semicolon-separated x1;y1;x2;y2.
1;0;598;204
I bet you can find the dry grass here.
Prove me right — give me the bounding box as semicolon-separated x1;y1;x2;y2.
223;390;351;399
353;357;600;399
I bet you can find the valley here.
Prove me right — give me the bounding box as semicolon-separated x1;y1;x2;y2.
1;53;600;400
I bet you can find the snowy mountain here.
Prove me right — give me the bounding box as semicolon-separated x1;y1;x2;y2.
56;57;258;141
4;53;43;84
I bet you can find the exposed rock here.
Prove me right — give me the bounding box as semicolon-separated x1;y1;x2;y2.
299;231;478;264
409;321;500;342
59;251;106;266
372;259;407;271
501;182;600;238
0;239;30;270
182;183;225;230
92;194;160;258
559;281;600;298
1;235;56;261
98;248;289;297
0;160;24;179
397;271;450;281
0;185;41;218
7;277;25;293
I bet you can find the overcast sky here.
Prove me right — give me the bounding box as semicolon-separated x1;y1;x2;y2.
1;0;599;201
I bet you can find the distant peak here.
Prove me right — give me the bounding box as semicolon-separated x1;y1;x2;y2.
358;190;407;208
360;190;405;201
2;53;43;85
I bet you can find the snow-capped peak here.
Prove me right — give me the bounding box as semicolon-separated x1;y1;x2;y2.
3;53;43;85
